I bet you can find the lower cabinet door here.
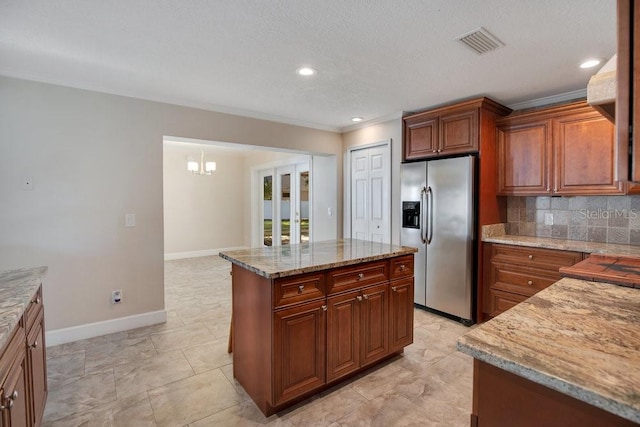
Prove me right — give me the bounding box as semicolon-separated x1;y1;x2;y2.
273;299;326;406
390;278;414;351
327;291;361;382
360;283;390;366
1;357;29;427
28;310;47;427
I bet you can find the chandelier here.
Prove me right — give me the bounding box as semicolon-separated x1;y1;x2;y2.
187;149;216;175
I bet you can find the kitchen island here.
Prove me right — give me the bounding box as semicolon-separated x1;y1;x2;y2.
219;239;417;416
457;277;640;426
0;267;48;426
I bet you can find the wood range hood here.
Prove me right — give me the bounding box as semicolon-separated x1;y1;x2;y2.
587;54;617;122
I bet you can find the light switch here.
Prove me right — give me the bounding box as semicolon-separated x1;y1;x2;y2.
125;213;136;227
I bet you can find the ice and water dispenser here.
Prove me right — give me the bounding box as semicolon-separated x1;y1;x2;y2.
402;201;420;229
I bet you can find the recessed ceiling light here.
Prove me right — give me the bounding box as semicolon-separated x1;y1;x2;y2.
351;117;363;122
297;67;316;76
579;58;602;69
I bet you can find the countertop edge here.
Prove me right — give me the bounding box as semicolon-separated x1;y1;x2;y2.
0;266;48;352
220;248;417;279
482;235;640;257
456;339;640;424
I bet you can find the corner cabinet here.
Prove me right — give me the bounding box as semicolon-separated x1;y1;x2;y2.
483;243;583;318
497;101;624;196
231;255;414;416
403;98;510;161
0;285;47;427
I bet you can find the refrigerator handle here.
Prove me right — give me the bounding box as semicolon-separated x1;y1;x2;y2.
420;186;428;244
426;186;434;245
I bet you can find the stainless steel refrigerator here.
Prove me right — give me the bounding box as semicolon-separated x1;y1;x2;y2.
400;155;474;324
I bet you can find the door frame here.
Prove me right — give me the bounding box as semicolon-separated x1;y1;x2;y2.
343;139;392;243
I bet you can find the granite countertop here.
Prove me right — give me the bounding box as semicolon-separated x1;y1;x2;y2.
457;277;640;423
219;239;417;279
0;266;47;350
482;223;640;257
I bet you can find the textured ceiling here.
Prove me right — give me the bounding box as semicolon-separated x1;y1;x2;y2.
0;1;616;132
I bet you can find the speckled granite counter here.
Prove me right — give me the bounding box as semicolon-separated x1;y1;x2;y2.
0;266;47;350
457;277;640;423
219;239;417;279
482;223;640;257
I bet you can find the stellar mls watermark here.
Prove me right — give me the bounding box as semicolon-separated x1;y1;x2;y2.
578;209;639;219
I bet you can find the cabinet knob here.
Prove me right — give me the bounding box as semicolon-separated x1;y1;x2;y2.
357;273;364;280
432;150;437;153
437;149;442;153
399;265;405;271
30;341;38;349
527;280;533;286
528;255;533;260
356;296;363;302
298;285;305;293
321;305;327;312
392;286;397;292
1;391;17;410
363;294;369;300
31;297;40;305
10;391;17;401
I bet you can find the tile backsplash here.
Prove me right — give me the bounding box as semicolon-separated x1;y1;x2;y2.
506;196;640;245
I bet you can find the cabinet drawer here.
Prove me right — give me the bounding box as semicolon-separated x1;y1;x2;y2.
25;286;43;333
327;261;389;295
274;273;325;309
490;263;559;296
491;244;582;270
489;289;527;317
390;255;414;279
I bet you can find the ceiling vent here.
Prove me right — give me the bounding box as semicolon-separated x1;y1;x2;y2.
456;27;504;55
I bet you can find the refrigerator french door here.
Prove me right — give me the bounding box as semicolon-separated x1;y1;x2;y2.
400;156;474;324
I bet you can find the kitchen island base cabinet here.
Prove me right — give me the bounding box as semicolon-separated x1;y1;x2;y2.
229;252;414;417
471;360;637;427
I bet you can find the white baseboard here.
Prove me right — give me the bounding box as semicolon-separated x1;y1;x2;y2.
46;309;167;347
164;247;247;261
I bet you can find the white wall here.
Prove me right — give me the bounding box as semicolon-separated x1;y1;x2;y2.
342;119;402;244
163;143;245;256
0;76;342;337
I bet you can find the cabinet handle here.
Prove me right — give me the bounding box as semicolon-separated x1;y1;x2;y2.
392;286;397;292
399;265;405;271
321;305;327;312
363;294;369;300
357;273;364;280
528;255;533;260
1;391;18;410
356;296;363;302
30;341;38;349
527;280;533;286
298;285;305;293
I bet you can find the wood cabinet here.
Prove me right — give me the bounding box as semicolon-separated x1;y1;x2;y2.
472;359;638;427
273;299;326;406
403;98;509;161
0;284;46;427
483;243;583;318
231;255;414;416
497;101;624;196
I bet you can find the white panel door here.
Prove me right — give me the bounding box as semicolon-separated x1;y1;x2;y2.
350;145;390;243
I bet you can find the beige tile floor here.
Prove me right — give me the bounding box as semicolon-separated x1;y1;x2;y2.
42;256;474;427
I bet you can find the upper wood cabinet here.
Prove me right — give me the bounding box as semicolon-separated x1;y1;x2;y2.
497;101;624;196
403;98;510;161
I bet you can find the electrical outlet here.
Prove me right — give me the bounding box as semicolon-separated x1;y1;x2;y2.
544;212;554;226
112;290;123;304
